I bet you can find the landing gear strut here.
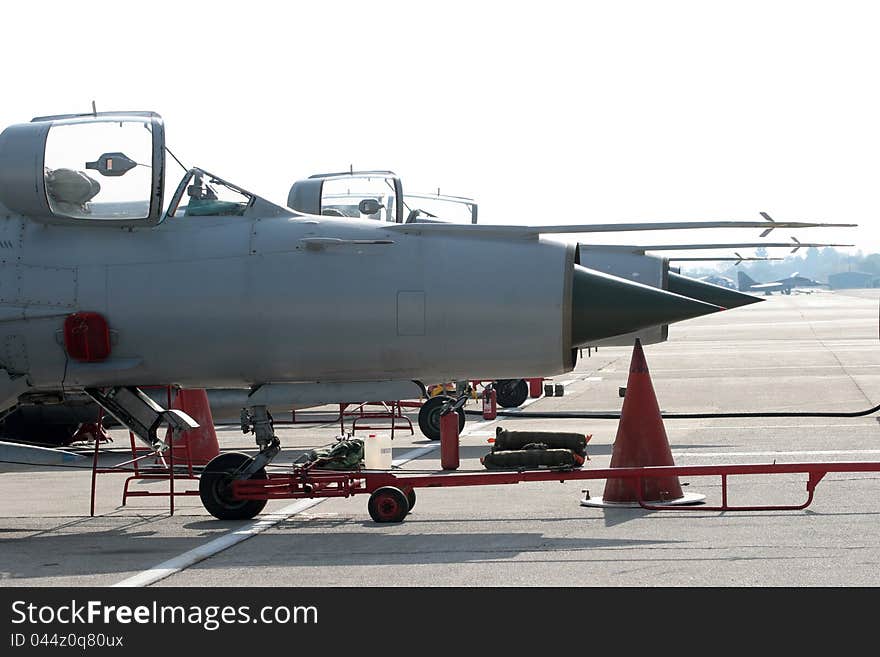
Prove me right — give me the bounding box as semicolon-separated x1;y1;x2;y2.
199;405;280;520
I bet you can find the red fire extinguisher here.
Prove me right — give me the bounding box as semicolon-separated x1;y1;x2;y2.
482;384;497;420
440;406;460;471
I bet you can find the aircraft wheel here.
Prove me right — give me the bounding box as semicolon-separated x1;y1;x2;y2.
199;452;267;520
368;486;410;523
404;487;416;512
495;378;529;408
418;396;465;440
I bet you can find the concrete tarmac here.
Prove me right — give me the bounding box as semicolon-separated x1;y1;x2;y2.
2;288;880;587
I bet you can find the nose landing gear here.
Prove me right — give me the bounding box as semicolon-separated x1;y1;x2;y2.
199;405;278;520
199;451;268;520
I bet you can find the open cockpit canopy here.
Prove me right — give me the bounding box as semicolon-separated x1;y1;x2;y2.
0;110;291;225
0;111;165;226
287;170;477;224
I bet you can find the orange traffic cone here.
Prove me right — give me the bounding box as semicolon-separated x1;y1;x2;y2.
581;339;704;508
163;388;220;466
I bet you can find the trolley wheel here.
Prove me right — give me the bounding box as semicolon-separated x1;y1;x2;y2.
418;395;466;440
404;487;416;512
495;378;529;408
199;452;268;520
368;486;410;523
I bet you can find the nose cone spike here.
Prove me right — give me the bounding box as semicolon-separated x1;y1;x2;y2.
571;265;722;347
667;272;763;310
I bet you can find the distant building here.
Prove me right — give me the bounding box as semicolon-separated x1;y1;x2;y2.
828;271;880;289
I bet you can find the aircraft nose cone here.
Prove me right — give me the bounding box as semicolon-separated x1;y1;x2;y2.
667;272;763;309
571;265;722;347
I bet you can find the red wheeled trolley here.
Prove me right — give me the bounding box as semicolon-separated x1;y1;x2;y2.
215;459;880;523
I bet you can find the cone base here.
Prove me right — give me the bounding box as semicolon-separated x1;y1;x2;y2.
580;491;706;508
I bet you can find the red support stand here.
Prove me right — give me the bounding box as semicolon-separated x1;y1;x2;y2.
89;386;201;516
275;404;346;433
280;401;422;439
349;401;414;439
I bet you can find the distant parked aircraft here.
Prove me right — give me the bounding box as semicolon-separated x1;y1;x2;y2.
701;274;736;290
737;271;828;295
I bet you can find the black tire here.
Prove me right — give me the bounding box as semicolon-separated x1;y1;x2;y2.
405;488;416;512
368;486;410;523
495;378;529;408
418;395;466;440
199;452;268;520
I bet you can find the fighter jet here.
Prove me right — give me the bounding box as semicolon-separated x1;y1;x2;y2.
0;110;856;516
699;274;737;290
737;270;829;295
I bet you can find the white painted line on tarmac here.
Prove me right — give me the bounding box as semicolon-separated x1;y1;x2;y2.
116;387;569;587
391;444;438;465
519;395;544;409
673;449;880;458
461;419;495;435
667;423;872;430
113;444;439;588
683;319;867;329
654;364;880;372
112;498;324;588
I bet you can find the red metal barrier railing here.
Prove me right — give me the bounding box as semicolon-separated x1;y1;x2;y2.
349;401;414;438
89;386;200;516
275;401;423;437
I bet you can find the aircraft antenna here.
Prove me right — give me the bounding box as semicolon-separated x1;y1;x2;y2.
165;145;188;173
91;100;97;116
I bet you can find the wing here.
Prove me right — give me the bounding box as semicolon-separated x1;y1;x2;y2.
388;214;856;240
579;239;853;252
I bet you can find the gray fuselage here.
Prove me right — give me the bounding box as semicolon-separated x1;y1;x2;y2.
0;206;572;395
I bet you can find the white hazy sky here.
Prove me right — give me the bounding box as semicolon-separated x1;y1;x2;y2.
2;1;878;262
